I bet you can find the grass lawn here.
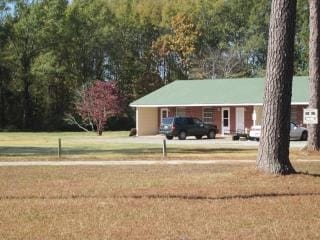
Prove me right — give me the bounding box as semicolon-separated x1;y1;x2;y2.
0;131;319;161
0;163;320;239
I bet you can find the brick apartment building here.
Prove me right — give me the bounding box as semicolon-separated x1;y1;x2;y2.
130;77;308;136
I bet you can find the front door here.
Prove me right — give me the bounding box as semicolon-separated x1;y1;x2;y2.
236;107;245;133
160;108;168;123
221;107;230;134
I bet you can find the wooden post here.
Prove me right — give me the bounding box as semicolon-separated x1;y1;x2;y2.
58;138;61;158
162;139;167;157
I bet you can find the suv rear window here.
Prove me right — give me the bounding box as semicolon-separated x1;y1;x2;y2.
187;118;194;124
174;117;187;125
162;117;174;125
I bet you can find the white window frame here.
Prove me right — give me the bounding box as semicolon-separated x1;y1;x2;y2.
202;107;214;124
160;108;169;123
221;107;230;135
176;107;186;117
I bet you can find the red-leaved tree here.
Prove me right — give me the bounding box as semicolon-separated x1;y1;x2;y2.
76;80;123;135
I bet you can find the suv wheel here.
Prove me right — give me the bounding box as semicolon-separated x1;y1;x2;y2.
300;131;308;141
166;135;173;140
195;135;203;140
207;130;216;139
178;131;187;140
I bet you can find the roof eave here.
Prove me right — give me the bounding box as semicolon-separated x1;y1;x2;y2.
130;102;309;108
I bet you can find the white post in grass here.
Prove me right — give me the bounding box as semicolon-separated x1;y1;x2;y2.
58;138;62;158
162;139;167;157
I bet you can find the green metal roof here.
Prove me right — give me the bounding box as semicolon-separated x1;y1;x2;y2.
130;76;309;107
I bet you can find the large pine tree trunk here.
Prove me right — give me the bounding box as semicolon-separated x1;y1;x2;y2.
257;0;297;174
307;0;320;151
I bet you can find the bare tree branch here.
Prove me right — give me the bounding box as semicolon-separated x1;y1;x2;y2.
64;113;90;132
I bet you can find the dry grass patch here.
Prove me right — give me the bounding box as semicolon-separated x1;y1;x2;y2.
0;163;320;239
0;131;257;160
1;132;319;161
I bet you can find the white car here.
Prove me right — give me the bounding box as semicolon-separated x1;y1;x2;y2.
249;125;261;140
249;122;308;141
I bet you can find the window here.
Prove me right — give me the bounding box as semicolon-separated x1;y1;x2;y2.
175;117;187;125
223;110;229;127
193;118;203;125
162;117;173;125
161;108;169;123
176;107;186;117
203;107;213;124
187;118;194;125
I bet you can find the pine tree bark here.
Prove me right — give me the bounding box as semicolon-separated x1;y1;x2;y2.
257;0;297;174
307;0;320;151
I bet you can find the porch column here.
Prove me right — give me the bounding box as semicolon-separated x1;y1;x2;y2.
253;106;263;126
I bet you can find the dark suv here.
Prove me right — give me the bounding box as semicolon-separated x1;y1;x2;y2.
159;117;218;140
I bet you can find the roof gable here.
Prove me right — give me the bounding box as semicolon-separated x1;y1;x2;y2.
130;76;308;107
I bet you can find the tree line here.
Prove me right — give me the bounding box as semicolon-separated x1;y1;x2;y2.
0;0;309;131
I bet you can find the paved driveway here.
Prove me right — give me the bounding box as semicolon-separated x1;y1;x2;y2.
107;134;307;149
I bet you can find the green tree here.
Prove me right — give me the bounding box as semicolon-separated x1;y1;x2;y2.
30;0;71;129
0;1;10;128
106;2;162;101
295;0;309;75
6;0;45;129
0;0;311;131
65;0;114;84
244;0;270;76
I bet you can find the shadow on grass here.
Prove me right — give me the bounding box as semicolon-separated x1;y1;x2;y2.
0;147;58;156
1;192;320;201
297;172;320;177
0;146;255;157
121;192;320;201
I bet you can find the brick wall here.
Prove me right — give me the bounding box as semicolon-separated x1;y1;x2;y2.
229;107;236;132
292;105;308;126
168;107;176;117
156;105;307;133
186;107;202;119
213;108;221;131
244;106;254;129
227;106;253;132
157;106;221;129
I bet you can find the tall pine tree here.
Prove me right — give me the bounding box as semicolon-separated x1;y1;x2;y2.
307;0;320;151
257;0;297;174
